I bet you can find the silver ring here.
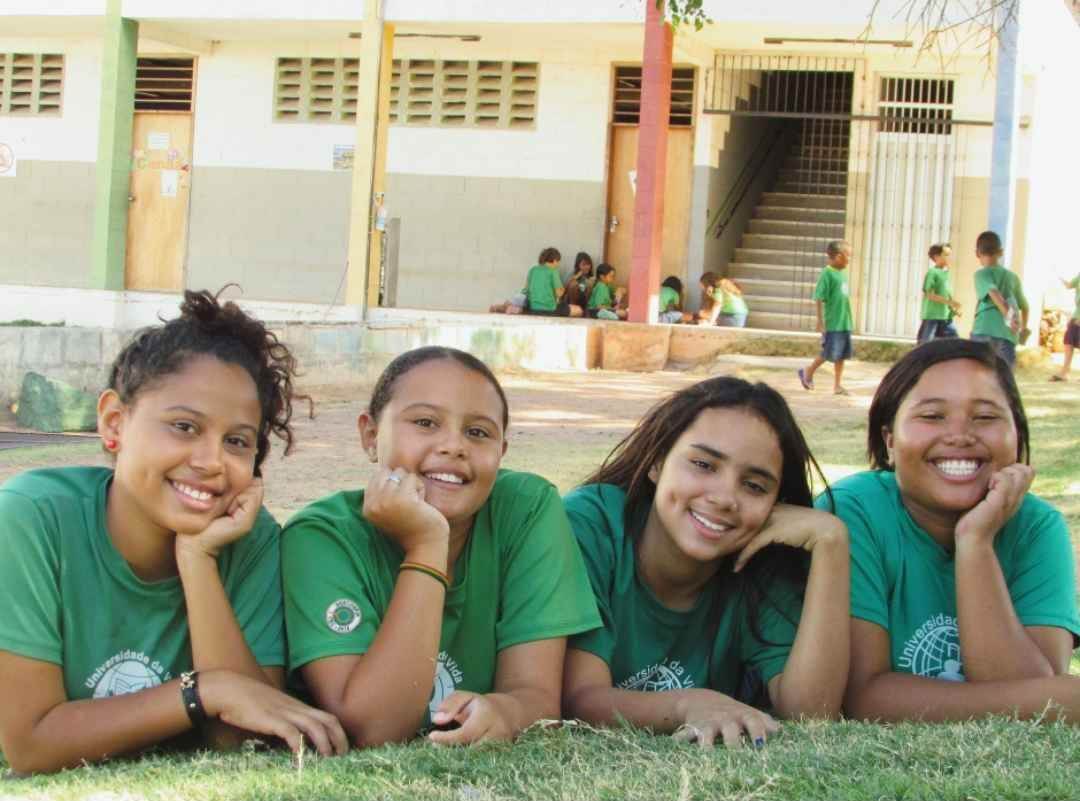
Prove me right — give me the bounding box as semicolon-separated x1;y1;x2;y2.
386;474;402;485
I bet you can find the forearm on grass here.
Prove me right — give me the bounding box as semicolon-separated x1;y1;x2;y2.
565;683;716;733
2;678;192;775
770;535;849;719
846;671;1080;723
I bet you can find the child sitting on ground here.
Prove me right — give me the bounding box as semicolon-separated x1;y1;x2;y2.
588;264;628;320
715;278;749;328
658;277;692;324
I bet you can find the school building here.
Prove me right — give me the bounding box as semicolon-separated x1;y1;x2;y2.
1;0;1078;341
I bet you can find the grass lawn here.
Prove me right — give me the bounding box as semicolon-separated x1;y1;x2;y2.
0;357;1078;799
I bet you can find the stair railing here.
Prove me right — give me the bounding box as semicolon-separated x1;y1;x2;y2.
706;124;789;240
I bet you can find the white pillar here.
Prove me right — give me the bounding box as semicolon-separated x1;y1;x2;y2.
988;1;1021;242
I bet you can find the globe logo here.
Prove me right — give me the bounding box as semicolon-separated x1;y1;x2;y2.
905;620;965;681
428;651;463;717
92;660;161;698
325;599;362;634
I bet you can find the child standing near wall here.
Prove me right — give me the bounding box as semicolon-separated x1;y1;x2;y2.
588;264;627;320
798;241;854;396
970;231;1028;369
1051;272;1080;382
917;244;961;344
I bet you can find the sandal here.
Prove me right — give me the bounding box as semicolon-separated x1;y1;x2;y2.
1049;374;1066;382
797;368;813;390
834;387;851;396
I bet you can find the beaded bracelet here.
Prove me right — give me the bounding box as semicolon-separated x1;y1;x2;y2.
399;561;450;590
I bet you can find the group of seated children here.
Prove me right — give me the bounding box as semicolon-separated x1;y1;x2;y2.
1;287;1077;774
492;247;750;327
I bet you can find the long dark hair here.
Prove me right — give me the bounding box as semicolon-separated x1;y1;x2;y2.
867;338;1029;470
584;376;828;643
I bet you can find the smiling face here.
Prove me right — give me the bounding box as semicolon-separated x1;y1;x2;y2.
885;359;1018;536
643;406;783;568
101;354;261;539
360;359;507;537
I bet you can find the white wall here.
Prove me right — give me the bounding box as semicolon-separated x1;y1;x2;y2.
122;0;361;20
0;1;104;14
192;41;612;182
0;37;101;162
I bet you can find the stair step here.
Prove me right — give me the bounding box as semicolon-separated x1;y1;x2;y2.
749;219;846;237
742;233;837;252
761;192;846;210
734;247;832;267
755;205;846;222
742;294;817;315
784;156;849;171
779;168;848;183
746;311;817;332
729;262;826;283
735;275;816;293
774;182;847;196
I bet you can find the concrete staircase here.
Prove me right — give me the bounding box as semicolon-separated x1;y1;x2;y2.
728;128;849;331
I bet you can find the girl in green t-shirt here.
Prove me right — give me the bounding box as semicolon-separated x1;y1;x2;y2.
0;290;346;774
563;377;850;748
830;337;1080;723
282;346;599;748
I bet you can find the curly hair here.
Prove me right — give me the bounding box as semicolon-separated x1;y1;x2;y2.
107;287;300;474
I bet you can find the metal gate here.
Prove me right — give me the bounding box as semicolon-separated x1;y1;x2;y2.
705;55;991;336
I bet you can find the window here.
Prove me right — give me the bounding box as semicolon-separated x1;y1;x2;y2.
391;59;538;129
612;65;695;127
879;77;954;135
0;53;64;116
274;57;361;123
135;57;195;112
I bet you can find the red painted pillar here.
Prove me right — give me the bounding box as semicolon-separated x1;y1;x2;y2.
628;0;673;324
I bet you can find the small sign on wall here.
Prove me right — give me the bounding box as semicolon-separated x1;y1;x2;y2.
333;144;354;171
148;132;170;151
0;143;16;178
161;170;180;198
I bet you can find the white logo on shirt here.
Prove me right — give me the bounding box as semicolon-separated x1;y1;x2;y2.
617;659;694;692
428;651;464;716
325;599;363;634
899;613;965;681
86;650;171;697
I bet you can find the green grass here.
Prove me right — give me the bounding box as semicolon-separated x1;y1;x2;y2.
1;365;1078;797
5;720;1080;800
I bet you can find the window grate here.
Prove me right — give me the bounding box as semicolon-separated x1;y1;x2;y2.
390;59;539;129
0;52;64;116
612;65;695;127
274;57;360;123
135;57;194;112
879;77;954;135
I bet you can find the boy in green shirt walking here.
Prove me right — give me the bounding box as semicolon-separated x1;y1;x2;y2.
970;230;1028;368
917;243;961;344
798;241;854;396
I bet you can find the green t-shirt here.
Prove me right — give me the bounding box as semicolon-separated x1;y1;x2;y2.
0;467;285;701
589;281;614;310
720;289;749;316
564;484;800;703
972;265;1025;342
659;285;680;313
1068;274;1080;322
282;470;601;724
813;266;853;332
817;471;1080;680
525;265;562;312
921;266;953;321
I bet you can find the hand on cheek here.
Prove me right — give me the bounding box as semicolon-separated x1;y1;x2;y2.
955;463;1034;545
176;478;263;559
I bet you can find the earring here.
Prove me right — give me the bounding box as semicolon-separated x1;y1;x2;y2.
103;438;118;451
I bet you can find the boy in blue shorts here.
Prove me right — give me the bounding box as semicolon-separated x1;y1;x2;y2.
799;240;853;396
917;243;961;344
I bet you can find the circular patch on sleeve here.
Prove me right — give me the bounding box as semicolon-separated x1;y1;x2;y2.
325;599;363;634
